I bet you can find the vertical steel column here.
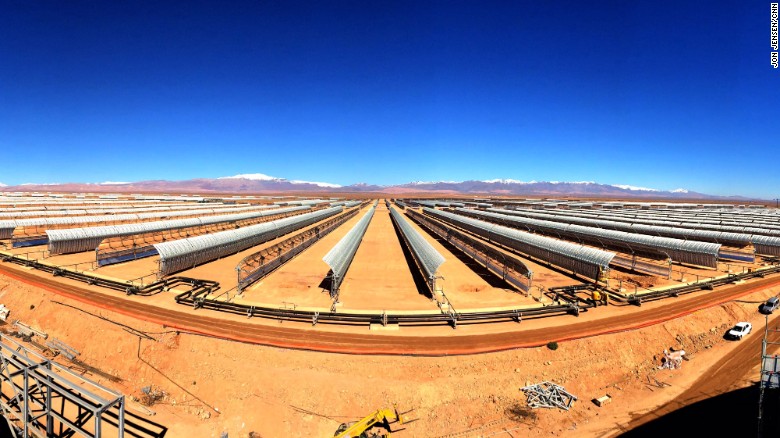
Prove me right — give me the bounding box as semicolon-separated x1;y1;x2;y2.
22;368;28;438
46;371;52;437
118;396;125;436
94;404;100;438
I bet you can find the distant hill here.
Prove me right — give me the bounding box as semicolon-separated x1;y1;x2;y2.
0;174;755;200
388;180;722;199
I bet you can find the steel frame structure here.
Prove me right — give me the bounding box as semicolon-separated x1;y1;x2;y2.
759;316;780;436
0;334;125;438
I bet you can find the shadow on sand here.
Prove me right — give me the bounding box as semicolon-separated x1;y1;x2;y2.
620;384;779;437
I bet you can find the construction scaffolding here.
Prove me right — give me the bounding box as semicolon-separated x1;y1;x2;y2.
0;334;126;438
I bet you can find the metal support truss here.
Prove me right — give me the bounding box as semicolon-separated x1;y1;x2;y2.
0;334;125;438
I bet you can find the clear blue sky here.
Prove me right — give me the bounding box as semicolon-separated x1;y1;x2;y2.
1;1;777;197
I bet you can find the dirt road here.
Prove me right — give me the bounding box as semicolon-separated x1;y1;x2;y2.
2;263;780;355
624;312;780;435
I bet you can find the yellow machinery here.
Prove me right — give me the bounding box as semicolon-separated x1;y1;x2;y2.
333;404;407;438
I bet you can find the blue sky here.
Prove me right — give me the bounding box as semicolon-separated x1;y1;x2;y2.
1;1;777;197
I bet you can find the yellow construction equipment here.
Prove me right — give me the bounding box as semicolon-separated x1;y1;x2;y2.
333;404;407;438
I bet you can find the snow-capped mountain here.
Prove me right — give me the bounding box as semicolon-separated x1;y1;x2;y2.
218;173;280;181
611;184;659;192
409;180;459;185
290;180;342;188
219;173;342;188
481;179;534;184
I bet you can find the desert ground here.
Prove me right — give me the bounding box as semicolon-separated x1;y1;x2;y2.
0;269;777;437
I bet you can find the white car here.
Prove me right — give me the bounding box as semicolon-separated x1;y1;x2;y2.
727;322;752;340
760;297;780;314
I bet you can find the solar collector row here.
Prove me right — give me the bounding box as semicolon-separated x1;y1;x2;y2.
487;208;757;248
611;211;780;230
460;208;721;268
645;207;780;219
46;206;311;255
500;207;780;239
424;208;614;281
411;200;465;208
405;207;533;291
389;206;446;286
273;199;333;206
0;202;250;218
412;201;440;208
0;202;201;213
130;195;205;202
323;205;376;295
495;207;780;256
0;199;167;207
587;209;780;237
155;206;343;276
657;210;780;222
0;205;273;240
580;208;780;233
329;201;362;208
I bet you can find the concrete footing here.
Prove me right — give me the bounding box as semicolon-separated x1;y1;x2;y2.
369;323;400;331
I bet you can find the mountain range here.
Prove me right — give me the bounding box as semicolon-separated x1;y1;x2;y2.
0;173;751;200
